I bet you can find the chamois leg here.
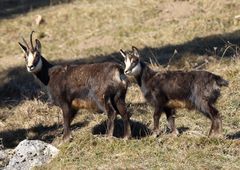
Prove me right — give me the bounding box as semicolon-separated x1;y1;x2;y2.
152;107;163;137
208;104;222;137
61;102;72;142
104;98;116;137
196;101;222;137
115;99;131;139
164;107;178;136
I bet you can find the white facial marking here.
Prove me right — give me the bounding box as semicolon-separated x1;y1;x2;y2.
27;52;35;68
124;56;141;76
26;53;43;73
124;57;131;73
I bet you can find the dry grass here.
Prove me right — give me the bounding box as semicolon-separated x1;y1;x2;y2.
0;0;240;169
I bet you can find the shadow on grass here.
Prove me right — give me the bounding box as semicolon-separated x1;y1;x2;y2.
128;102;148;108
0;66;42;107
177;126;190;134
92;119;190;139
0;121;88;148
92;119;151;139
82;29;240;65
140;30;240;63
226;131;240;140
0;0;71;19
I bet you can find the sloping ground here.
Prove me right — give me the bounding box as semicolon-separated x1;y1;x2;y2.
0;0;240;169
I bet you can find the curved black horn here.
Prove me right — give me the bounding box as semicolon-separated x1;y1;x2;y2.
21;36;30;49
30;31;35;49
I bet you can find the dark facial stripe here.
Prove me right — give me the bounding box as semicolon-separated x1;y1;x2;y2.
125;59;138;73
33;54;40;66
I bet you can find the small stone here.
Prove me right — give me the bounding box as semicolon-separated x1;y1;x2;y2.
35;15;45;26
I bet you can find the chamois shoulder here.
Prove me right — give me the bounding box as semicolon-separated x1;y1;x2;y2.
49;65;65;71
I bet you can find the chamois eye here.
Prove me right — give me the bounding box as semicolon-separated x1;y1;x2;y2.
132;59;138;65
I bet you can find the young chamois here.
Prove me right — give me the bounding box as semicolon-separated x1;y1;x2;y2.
18;31;131;141
120;46;228;137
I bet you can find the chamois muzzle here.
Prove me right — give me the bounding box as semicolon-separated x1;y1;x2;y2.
28;65;35;71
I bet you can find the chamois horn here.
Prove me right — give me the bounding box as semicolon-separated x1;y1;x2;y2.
30;31;35;50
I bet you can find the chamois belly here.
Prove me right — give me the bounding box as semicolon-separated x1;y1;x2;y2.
71;98;104;113
166;100;193;109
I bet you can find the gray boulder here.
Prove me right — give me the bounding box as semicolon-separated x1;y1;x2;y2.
5;139;59;170
0;150;7;160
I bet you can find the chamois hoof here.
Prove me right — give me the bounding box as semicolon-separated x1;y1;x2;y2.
61;134;73;145
170;130;179;137
123;135;131;140
208;132;223;138
152;130;161;138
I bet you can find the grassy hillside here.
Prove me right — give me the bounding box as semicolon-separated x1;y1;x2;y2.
0;0;240;169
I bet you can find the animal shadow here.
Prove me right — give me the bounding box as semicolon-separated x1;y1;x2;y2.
0;121;88;148
226;131;240;140
177;126;190;134
92;119;151;139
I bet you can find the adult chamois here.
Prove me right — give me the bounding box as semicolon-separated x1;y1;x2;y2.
18;31;131;141
120;46;228;137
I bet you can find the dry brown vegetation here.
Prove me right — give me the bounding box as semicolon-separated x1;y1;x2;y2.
0;0;240;169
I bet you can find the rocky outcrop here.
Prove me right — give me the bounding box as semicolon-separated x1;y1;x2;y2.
4;139;59;170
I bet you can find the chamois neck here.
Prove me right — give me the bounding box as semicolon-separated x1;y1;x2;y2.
34;56;53;86
135;61;156;87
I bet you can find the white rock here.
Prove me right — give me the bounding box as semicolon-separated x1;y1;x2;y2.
5;139;59;170
35;15;44;25
0;150;7;160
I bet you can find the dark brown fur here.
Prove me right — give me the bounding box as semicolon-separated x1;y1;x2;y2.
18;33;131;141
121;46;228;137
48;63;131;141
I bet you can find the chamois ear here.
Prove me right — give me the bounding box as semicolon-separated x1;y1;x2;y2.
120;49;127;58
35;39;41;52
132;46;140;58
18;42;28;55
